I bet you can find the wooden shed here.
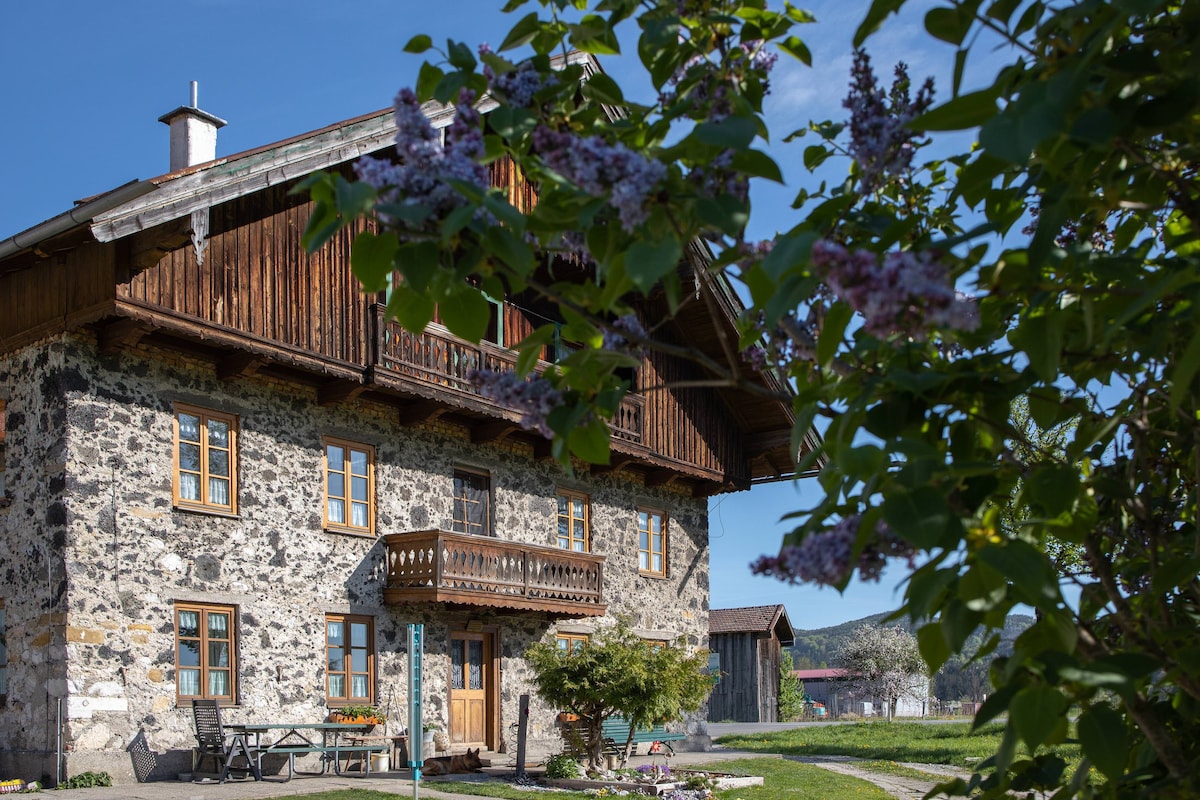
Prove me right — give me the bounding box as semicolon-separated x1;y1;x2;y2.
707;605;795;723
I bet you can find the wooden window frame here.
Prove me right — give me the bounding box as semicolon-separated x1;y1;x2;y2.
172;403;238;515
556;633;589;653
556;489;590;552
322;437;376;536
175;602;236;704
637;508;668;577
451;469;492;537
325;613;375;706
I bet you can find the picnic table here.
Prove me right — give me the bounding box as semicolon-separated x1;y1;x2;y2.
225;722;388;781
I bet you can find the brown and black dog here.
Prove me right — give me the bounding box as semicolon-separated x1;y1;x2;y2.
421;748;483;776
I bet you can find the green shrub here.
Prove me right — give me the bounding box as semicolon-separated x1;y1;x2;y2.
59;771;113;788
544;752;582;779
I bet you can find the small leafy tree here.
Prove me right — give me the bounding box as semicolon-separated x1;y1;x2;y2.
835;625;927;721
525;620;711;771
778;649;806;722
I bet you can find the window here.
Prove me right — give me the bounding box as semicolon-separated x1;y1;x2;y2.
323;437;375;534
557;490;589;552
452;470;491;536
0;599;6;706
638;509;667;576
326;614;374;705
176;603;235;703
556;633;588;653
173;404;237;513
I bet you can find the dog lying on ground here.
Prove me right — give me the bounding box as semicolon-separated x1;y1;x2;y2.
421;748;483;775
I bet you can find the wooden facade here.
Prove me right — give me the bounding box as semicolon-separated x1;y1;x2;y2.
707;605;795;723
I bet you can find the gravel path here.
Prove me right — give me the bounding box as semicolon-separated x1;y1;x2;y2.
785;756;969;800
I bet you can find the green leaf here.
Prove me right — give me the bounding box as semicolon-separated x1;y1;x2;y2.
1009;312;1064;383
385;285;436;333
568;416;611;464
730;149;783;183
499;12;541;51
625;236;682;293
515;326;556;376
925;6;970;45
1170;323;1200;411
335;177;376;218
1010;686;1066;752
778;35;811;66
761;230;816;280
882;487;954;549
695;116;759;149
403;34;432;53
484;226;534;275
438;285;491;343
911;90;998;131
1077;705;1127;781
917;624;951;673
447;40;477;70
395;241;439;293
350;230;398;293
817;301;851;369
416;62;445;102
582;72;626;106
854;0;906;47
803;145;829;171
977;540;1058;605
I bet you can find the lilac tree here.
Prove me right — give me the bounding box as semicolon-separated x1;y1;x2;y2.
302;0;1200;795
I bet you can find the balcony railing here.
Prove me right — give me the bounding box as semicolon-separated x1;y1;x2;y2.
373;312;644;445
382;530;607;617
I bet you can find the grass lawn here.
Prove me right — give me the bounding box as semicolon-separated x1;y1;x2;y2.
277;758;893;800
715;722;1080;770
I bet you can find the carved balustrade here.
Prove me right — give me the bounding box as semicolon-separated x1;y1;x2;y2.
383;530;606;617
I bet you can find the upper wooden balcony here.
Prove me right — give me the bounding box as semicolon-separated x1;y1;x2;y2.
370;307;645;446
382;529;607;617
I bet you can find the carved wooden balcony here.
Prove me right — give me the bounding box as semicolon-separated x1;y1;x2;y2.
371;311;644;445
382;530;607;617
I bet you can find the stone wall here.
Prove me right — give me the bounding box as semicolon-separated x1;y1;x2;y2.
0;338;71;783
2;333;710;783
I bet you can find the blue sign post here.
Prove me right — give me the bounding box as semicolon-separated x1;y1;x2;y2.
407;623;424;792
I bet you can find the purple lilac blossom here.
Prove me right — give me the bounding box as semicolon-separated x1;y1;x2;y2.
488;59;559;108
688;149;748;202
602;314;648;357
844;51;935;192
354;88;488;225
532;127;667;231
750;516;917;587
809;239;979;340
469;369;563;438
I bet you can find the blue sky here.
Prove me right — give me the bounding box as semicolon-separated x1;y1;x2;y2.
1;0;993;628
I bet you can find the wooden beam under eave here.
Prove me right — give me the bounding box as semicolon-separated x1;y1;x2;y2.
471;420;517;444
592;455;636;476
97;318;149;355
216;352;266;382
532;438;554;460
644;468;676;488
317;380;366;407
397;399;446;427
127;219;192;272
691;479;725;499
745;429;794;458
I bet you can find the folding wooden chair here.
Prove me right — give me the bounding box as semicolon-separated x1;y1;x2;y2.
191;699;261;782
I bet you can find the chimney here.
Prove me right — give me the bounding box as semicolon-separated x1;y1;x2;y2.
158;81;227;171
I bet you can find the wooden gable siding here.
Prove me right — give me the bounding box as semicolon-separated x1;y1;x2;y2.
639;343;744;480
118;182;370;365
0;239;116;352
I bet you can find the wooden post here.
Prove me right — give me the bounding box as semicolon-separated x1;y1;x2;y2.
515;694;530;779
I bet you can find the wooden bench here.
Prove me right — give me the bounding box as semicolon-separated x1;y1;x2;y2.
560;716;687;757
259;743;389;781
601;717;687;755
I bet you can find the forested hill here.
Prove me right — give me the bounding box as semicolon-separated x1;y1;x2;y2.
789;614;1035;701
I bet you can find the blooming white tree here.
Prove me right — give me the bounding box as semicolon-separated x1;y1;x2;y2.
835;625;927;721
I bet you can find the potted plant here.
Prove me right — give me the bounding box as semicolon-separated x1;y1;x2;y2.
334;705;386;725
421;721;439;751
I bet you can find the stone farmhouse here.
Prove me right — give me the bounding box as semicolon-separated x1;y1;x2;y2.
0;54;814;784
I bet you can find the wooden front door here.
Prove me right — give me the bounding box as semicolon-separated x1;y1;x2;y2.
448;631;493;747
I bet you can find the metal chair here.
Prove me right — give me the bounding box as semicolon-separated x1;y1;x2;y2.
191;699;261;782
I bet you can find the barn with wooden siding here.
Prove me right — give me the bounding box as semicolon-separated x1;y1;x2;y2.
707;605;795;723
